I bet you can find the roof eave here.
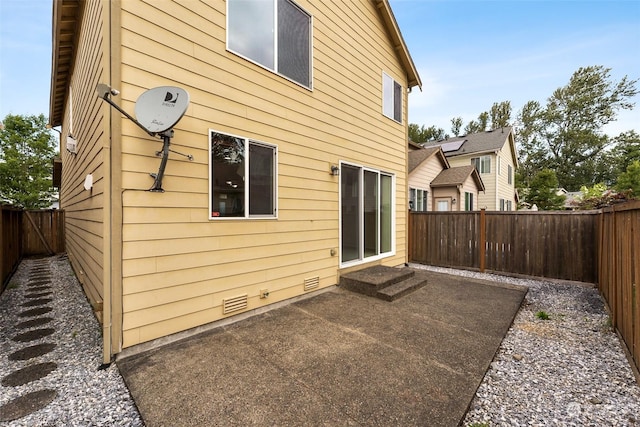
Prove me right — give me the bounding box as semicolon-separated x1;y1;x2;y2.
375;0;422;89
49;0;81;127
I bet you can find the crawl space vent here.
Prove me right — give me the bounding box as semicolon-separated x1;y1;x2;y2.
304;276;320;291
223;294;248;314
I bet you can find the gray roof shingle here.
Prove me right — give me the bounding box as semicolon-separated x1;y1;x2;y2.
431;165;485;191
422;127;513;157
408;146;447;173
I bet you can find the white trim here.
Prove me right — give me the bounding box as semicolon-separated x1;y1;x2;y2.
208;129;278;220
381;71;402;123
338;160;396;268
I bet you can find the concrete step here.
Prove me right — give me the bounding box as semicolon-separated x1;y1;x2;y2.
339;265;414;298
376;274;428;302
340;266;427;301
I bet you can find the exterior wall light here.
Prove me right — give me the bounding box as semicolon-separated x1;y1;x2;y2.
330;165;339;176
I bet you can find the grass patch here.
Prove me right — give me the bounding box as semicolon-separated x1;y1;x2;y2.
536;310;550;320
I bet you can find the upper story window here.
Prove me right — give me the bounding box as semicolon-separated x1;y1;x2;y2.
508;164;513;185
471;155;491;174
382;72;402;123
210;130;277;219
228;0;312;88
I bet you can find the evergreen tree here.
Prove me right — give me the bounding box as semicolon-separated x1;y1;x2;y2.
0;114;57;208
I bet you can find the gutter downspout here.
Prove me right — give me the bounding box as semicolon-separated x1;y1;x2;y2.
101;0;113;365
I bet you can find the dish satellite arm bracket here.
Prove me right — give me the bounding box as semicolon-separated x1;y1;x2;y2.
96;84;156;137
96;83;193;192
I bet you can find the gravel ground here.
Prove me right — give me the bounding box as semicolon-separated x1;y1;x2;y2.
0;255;143;427
410;264;640;427
2;256;638;426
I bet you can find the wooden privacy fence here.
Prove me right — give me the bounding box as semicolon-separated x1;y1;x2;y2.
0;205;22;287
1;206;65;288
409;209;598;283
409;201;639;373
597;201;639;374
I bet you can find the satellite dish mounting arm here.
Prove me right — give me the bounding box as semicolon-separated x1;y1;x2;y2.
149;130;172;192
96;83;192;193
96;84;156;137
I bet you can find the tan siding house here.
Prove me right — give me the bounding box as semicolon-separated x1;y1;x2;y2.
408;145;485;212
50;0;421;361
422;127;518;210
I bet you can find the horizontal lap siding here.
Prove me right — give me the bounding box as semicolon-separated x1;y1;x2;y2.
119;0;408;346
60;0;106;314
409;156;442;211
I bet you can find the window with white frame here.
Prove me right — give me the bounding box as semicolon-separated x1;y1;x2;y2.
471;155;491;174
227;0;312;88
508;164;513;185
210;130;277;219
499;198;505;211
506;200;513;211
409;188;428;212
382;72;402;122
465;192;474;211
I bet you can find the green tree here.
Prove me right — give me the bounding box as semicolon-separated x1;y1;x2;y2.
612;131;640;175
408;123;445;143
490;101;511;129
464;111;489;135
450;116;463;137
516;66;638;191
526;169;566;210
0;114;57;208
615;160;640;198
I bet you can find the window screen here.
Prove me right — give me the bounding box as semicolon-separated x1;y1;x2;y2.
278;0;311;87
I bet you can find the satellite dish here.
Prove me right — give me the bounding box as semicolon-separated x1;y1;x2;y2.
135;86;190;134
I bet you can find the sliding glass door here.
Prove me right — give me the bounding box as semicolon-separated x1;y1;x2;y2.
341;163;394;264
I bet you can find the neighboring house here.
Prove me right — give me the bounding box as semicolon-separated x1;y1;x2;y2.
422;128;518;211
408;145;484;211
49;0;421;361
556;188;583;210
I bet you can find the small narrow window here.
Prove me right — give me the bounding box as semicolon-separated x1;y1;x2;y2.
508;165;513;185
465;192;474;211
383;72;402;123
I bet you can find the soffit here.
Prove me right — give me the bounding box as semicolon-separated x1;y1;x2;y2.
49;0;81;127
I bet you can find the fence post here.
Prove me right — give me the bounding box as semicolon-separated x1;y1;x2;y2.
479;208;486;273
407;210;412;263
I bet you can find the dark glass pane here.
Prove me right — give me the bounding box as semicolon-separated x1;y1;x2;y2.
278;0;310;87
380;174;392;253
211;132;245;217
393;81;402;122
249;143;275;215
364;170;378;257
341;165;360;262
